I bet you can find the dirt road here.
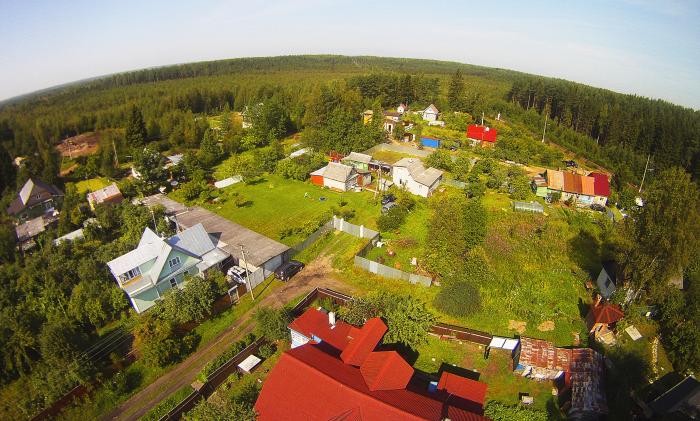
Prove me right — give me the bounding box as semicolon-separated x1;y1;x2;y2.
102;255;355;421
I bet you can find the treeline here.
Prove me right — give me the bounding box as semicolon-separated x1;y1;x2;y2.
508;77;700;180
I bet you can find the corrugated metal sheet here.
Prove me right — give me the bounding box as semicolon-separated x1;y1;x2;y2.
546;170;564;191
580;176;596;196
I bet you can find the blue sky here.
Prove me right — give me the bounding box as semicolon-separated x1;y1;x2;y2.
1;0;699;108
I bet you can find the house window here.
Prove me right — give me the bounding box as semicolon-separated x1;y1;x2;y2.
169;278;177;288
119;267;141;283
168;256;181;268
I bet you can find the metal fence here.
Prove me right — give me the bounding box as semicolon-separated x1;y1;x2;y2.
290;220;334;256
354;255;432;286
332;216;378;239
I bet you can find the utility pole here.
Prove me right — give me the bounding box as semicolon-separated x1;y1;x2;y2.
150;207;158;236
639;154;651;193
542;113;548;143
481;111;484;126
112;137;120;168
239;245;254;300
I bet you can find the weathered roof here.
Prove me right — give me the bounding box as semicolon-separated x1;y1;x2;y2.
580;176;596;196
8;178;63;215
15;214;57;242
563;172;583;194
546;170;565;191
142;194;288;268
166;154;184;165
438;371;488;409
650;375;700;415
323;162;357;183
587;303;624;327
86;183;122;205
394;158;443;187
53;228;84;246
254;343;488;421
384;111;402;118
532;175;547;187
342;152;373;164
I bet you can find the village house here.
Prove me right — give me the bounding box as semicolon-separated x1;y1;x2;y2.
107;224;230;313
649;375;700;418
596;260;619;299
467;124;498;147
310;162;369;191
341;152;372;172
15;213;59;251
586;297;625;344
421;104;439;121
397;103;408;114
86;183;123;210
255;307;489;421
544;170;610;206
7;178;64;220
392;157;443;197
362;109;374;124
515;337;608;419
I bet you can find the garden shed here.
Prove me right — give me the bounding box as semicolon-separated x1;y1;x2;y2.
420;137;441;148
513;201;544;213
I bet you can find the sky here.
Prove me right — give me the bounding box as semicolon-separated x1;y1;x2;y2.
1;0;699;108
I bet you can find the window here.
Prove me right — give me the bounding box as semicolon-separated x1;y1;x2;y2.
168;256;181;268
119;267;141;283
169;278;177;288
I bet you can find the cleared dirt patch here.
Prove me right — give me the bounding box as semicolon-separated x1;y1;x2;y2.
508;320;527;334
537;320;555;331
56;132;101;158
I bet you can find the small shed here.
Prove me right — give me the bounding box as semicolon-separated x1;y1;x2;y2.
421;137;441;148
238;354;262;374
513;201;544;213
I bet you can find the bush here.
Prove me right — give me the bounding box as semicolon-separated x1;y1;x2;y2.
484;401;548;421
133;316;198;368
433;281;482;317
425;149;454;172
377;206;407;232
254;307;293;341
257;342;276;359
159;276;217;324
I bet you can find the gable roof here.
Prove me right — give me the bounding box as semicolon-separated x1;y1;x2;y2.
423;104;439;114
342;152;373;164
438;371;488;409
254;343;488;421
7;178;63;215
323;162;357;182
288;308;358;351
394;158;444;187
87;183;122;205
650;376;700;415
360;351;414;391
589;172;611;197
466;125;498;142
341;318;388;366
167;223;216;257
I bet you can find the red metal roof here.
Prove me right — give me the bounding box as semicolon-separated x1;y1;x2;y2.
254;343;489;421
438;371;488;407
288;308;358;351
467;125;497;142
360;351;414;391
587;303;624;326
341;317;388;366
589;172;611;197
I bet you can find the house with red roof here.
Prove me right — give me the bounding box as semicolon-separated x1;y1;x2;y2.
256;307;490;421
466;125;497;147
586;298;624;342
588;172;611;206
544;170;610;207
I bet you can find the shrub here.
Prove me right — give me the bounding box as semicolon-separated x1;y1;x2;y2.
197;333;257;381
433;281;482;317
484;401;548;421
133;315;198;368
254;307;293;341
257;342;276;359
377;206;407;232
425;149;454;172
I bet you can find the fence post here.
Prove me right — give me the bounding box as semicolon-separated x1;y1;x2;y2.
360;225;364;238
340;217;345;231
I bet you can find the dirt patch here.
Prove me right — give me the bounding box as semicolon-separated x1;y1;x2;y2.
508;320;527;334
56;132;101;158
537;321;555;332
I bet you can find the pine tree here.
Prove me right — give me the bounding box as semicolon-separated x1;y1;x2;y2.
198;129;222;169
125;105;147;148
447;70;465;111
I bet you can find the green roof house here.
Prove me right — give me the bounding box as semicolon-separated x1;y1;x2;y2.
107;224;230;313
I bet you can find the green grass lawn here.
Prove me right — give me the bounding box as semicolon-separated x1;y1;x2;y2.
198;174;381;246
371;149;420;164
74;177;111;194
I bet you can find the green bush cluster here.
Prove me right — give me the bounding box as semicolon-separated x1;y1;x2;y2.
197;333;257;382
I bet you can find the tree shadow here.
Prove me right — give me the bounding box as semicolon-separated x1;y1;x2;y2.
381;342;419;366
244;177;267;186
568;229;601;278
438;362;481;381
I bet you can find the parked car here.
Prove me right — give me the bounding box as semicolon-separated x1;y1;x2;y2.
274;260;304;281
590;203;606;212
381;202;398;214
563;160;578;168
381;194;396;205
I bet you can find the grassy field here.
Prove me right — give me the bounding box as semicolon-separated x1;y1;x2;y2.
370;149;420;164
321;188;595;346
74;176;111;193
199;174;381;246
